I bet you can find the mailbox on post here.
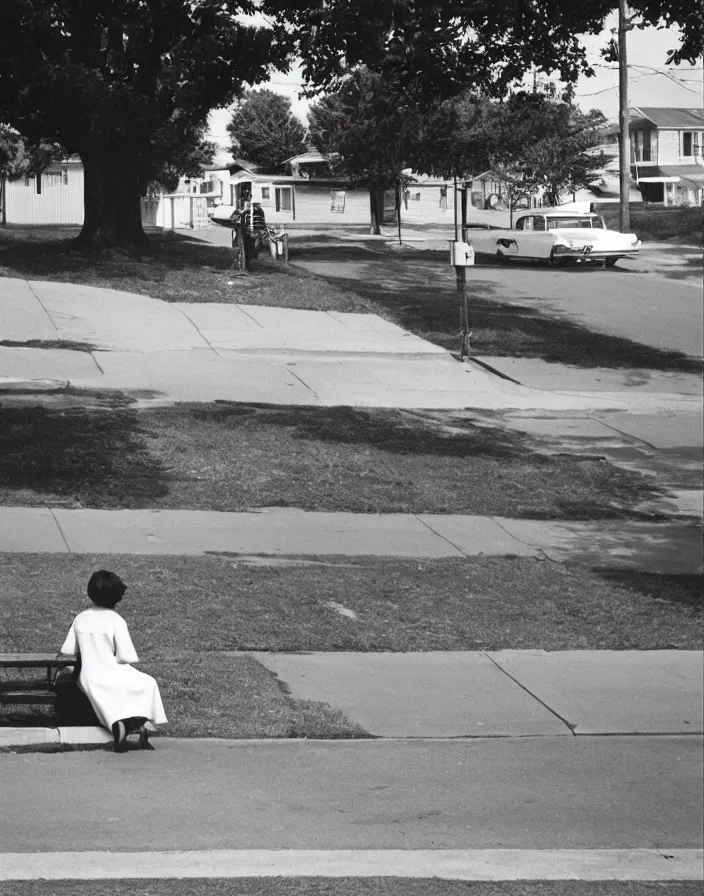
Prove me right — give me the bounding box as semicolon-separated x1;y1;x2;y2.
449;240;475;266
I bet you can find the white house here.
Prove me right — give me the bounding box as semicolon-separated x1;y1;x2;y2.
597;107;704;206
1;158;84;225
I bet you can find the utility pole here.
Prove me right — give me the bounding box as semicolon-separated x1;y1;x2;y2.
618;0;631;233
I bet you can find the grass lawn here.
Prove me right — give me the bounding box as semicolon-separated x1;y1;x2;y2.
3;882;702;896
600;205;702;244
1;552;700;735
0;226;370;312
0;403;666;520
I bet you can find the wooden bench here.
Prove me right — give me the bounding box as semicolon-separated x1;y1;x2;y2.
0;653;77;705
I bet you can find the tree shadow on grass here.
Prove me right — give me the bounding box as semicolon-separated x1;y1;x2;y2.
292;248;701;373
0;406;169;506
0;227;238;279
193;403;586;461
594;568;704;613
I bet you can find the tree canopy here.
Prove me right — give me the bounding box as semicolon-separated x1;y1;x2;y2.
416;92;605;212
308;68;420;233
0;1;285;248
227;89;307;173
263;0;702;102
0;126;62;179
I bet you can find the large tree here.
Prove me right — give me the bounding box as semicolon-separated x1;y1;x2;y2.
227;89;307;173
415;92;606;219
308;69;421;234
486;96;606;208
263;0;702;103
0;1;285;249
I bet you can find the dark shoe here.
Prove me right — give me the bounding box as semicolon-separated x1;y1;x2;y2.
112;720;127;753
137;725;154;750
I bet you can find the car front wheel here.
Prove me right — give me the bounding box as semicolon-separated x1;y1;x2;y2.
548;249;563;268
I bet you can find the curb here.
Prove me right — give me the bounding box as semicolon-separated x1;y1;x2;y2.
0;726;112;753
0;378;68;394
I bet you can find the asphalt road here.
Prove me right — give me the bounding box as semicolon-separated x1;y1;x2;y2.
2;737;701;852
468;252;702;360
286;237;702;360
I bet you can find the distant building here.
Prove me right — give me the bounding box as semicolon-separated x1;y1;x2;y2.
596;107;704;206
1;157;84;225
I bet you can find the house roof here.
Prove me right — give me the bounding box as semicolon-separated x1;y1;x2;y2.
635;108;704;129
229;158;259;174
282;149;328;166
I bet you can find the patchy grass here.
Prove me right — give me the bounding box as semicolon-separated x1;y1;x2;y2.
0;553;700;655
0;650;367;739
3;882;703;896
0;226;369;311
0;403;665;520
601;205;702;244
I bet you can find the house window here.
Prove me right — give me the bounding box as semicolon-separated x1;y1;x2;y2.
682;132;693;156
261;187;270;200
44;170;65;187
331;190;346;213
275;186;292;212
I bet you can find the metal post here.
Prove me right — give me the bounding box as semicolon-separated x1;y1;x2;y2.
618;0;631;233
458;184;470;359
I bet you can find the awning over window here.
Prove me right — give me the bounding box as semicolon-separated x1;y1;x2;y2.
635;165;704;190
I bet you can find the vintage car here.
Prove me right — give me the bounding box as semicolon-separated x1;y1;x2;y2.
467;209;642;267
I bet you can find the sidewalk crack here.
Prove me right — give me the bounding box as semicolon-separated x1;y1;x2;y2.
484;652;578;735
490;517;553;562
27;281;60;338
285;365;321;403
48;508;72;554
413;515;466;557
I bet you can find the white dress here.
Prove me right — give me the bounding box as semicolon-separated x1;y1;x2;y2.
60;607;167;731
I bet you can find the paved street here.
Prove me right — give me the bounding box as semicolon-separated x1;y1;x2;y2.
1;738;701;852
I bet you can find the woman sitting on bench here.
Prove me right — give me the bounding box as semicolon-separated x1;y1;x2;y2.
60;570;167;753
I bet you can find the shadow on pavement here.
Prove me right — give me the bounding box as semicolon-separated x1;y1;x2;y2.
293;244;701;373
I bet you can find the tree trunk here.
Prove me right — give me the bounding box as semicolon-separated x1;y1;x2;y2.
74;152;150;251
369;187;385;235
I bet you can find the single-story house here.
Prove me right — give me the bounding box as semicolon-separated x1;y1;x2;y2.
1;157;84;225
216;162;458;227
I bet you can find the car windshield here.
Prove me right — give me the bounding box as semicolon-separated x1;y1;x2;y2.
546;216;605;230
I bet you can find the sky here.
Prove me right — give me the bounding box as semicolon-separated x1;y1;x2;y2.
207;15;703;157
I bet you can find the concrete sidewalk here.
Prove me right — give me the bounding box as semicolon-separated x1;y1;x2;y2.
256;649;703;738
2;649;701;752
1;507;701;573
2;277;699;412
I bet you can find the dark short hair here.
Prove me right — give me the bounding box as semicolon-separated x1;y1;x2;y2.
87;570;127;609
